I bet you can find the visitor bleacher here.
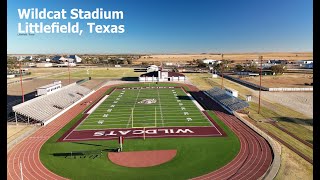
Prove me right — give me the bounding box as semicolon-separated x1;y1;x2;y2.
205;87;249;112
12;83;91;124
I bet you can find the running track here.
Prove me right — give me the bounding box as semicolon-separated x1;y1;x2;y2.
7;85;112;180
7;83;273;180
186;85;273;180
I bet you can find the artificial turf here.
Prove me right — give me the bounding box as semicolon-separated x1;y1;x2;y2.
77;87;211;130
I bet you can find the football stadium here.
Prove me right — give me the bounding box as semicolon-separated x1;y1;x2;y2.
7;78;277;180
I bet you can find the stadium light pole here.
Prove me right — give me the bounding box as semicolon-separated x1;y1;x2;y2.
19;61;25;103
68;60;71;84
258;56;263;114
221;53;224;89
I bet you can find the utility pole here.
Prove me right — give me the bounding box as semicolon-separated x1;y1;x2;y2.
19;61;24;103
221;53;224;89
68;61;71;84
258;55;263;114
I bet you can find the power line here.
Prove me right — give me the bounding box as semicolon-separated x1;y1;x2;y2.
258;55;263;114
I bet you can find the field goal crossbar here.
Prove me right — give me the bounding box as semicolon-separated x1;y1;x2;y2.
130;107;158;140
131;107;157;128
131;107;157;129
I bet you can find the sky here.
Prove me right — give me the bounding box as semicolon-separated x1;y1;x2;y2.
7;0;313;54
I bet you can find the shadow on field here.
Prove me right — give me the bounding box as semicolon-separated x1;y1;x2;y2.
72;142;103;147
188;91;229;114
51;148;120;159
188;91;210;111
176;96;192;100
121;77;139;81
276;117;313;126
307;140;313;144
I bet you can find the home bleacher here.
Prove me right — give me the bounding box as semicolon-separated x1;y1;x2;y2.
12;83;92;124
205;87;249;113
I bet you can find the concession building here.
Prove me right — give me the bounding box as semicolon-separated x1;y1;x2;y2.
139;70;186;82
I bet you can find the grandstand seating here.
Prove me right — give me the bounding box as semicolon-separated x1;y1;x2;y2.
12;83;92;123
206;87;249;112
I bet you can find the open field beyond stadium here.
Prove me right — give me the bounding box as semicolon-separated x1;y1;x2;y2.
134;52;313;64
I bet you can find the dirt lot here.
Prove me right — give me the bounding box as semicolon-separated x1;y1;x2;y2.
231;72;313;88
7;79;80;95
7;124;34;143
185;73;313;121
80;79;107;90
134;52;312;64
258;91;313;118
7;67;81;83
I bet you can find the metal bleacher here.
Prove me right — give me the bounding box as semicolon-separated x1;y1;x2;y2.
206;87;249;112
12;83;92;124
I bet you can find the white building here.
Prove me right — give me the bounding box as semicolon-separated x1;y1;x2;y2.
139;71;186;82
297;60;313;69
202;59;218;64
225;88;238;98
36;63;53;68
298;60;313;64
67;55;82;63
147;65;159;72
36;81;62;96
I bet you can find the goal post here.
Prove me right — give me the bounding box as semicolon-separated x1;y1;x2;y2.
155;107;157;127
131;107;134;128
131;106;157;129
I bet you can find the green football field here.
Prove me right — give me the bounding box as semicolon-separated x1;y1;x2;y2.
77;87;211;130
40;83;240;180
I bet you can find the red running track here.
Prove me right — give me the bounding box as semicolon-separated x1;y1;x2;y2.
185;85;273;180
7;83;273;180
7;85;112;180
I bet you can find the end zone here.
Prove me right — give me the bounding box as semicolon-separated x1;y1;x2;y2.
58;126;225;142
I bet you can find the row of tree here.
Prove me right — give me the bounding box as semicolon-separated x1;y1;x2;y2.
195;59;286;75
234;64;286;75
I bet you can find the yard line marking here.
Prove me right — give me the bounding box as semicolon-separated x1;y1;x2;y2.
126;88;141;128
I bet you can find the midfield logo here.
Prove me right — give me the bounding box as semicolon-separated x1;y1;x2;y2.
93;128;194;136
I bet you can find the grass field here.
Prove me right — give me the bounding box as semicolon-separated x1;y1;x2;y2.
40;84;240;180
184;74;313;179
78;87;211;130
229;73;313;88
47;67;142;79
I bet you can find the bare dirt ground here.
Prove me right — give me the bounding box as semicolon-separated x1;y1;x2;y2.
233;73;313;88
185;73;313;124
7;124;34;143
134;52;312;64
108;150;177;167
7;67;81;83
7;79;80;95
80;79;107;90
258;91;313;118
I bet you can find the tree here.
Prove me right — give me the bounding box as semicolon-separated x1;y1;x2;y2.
213;63;223;73
127;59;132;64
270;65;286;75
197;59;207;68
234;64;243;72
245;64;258;73
141;62;148;66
